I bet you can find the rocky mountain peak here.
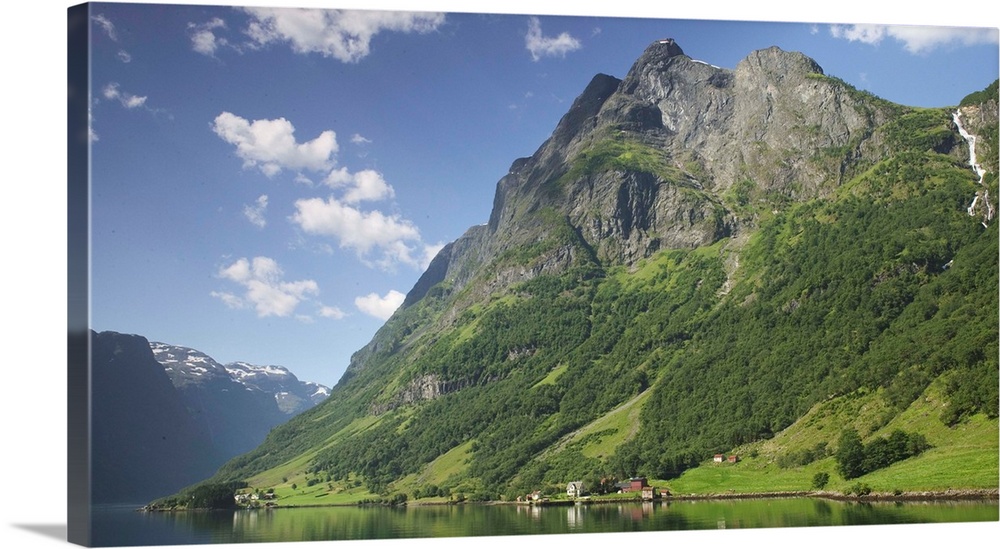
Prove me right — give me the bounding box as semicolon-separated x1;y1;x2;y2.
407;41;900;309
150;341;231;387
736;45;824;82
647;37;685;58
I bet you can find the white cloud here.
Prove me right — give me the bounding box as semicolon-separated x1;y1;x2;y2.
210;290;244;309
291;196;422;266
103;82;147;109
189;17;229;56
91;15;132;62
291;161;442;268
525;16;581;61
324;168;395;203
829;24;999;54
829;24;886;45
351;133;372;145
319;305;347;319
243;194;269;228
889;26;998;53
354;290;405;320
242;7;445;63
212;112;338;176
92;14;117;41
214;256;319;318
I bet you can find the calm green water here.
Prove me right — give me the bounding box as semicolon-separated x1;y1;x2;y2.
91;498;998;547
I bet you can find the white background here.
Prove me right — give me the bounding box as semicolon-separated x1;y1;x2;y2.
2;1;997;548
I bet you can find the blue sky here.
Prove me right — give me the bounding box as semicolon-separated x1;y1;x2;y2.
83;1;998;388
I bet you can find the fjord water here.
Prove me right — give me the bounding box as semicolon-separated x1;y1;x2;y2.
92;498;998;546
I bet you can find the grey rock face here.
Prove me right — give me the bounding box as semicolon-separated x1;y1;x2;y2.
369;374;476;415
566;170;730;264
347;40;901;391
472;42;889;286
608;44;888;198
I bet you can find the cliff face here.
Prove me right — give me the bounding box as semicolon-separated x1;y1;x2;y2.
427;42;898;293
346;42;903;378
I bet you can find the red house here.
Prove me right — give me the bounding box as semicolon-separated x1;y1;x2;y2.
615;477;649;493
633;477;649;491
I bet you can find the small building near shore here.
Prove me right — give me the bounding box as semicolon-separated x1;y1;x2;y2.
567;481;586;498
616;477;649;493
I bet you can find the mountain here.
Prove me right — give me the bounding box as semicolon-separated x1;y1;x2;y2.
224;361;331;415
172;41;997;504
91;331;227;503
91;331;330;503
150;342;330;432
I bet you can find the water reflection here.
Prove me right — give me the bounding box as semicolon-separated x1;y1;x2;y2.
92;498;999;546
566;505;583;529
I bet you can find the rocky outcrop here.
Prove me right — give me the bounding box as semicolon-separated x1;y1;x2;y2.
370;374;477;415
565;170;731;264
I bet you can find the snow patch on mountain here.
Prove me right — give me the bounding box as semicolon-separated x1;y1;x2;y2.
148;341;330;415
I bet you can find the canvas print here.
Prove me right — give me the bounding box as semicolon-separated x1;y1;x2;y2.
67;1;999;547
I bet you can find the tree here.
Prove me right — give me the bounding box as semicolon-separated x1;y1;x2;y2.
812;472;830;490
836;428;865;480
187;482;245;509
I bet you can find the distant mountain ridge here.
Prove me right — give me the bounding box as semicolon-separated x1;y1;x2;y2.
226;361;331;413
92;331;329;503
151;342;330;416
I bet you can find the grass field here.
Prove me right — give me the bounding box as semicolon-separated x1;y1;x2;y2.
659;376;998;496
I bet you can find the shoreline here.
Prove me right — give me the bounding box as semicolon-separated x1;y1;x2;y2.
656;488;999;503
500;488;1000;506
139;488;999;512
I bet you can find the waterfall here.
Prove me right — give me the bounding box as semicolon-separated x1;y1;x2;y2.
952;110;994;227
